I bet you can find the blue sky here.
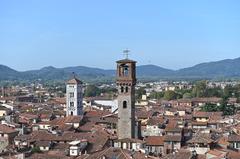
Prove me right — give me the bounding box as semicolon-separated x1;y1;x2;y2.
0;0;240;71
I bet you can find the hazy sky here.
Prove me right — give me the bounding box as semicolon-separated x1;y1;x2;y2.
0;0;240;71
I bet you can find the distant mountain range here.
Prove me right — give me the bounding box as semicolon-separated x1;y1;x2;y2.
1;57;240;82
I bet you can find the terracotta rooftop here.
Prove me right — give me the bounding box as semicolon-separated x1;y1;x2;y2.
187;133;213;144
0;124;18;134
35;141;52;147
193;111;210;118
28;153;70;159
37;116;83;127
228;134;240;142
65;115;83;123
207;149;227;158
86;147;150;159
218;136;229;146
116;138;145;144
67;77;83;84
227;150;240;159
164;135;182;142
147;117;165;126
145;136;164;146
192;97;222;103
163;149;193;159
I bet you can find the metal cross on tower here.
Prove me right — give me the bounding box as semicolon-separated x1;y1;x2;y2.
123;49;130;59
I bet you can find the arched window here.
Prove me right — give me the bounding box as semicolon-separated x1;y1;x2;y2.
123;101;127;109
120;64;129;77
125;87;128;93
121;86;124;93
124;66;129;76
71;111;73;116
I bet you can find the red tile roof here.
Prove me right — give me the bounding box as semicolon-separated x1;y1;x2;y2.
228;135;240;142
0;124;18;134
145;136;164;146
67;77;83;84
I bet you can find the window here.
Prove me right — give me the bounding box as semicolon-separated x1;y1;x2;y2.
123;101;127;109
123;65;129;76
125;87;128;93
120;64;129;77
70;92;74;98
237;142;240;148
121;87;124;93
71;111;73;116
70;102;74;107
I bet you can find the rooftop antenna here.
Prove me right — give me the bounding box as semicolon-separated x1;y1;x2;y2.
123;49;130;59
72;72;76;78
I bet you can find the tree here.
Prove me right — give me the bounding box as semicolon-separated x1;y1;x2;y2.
223;85;232;98
84;85;101;97
136;87;146;100
31;147;41;153
163;90;177;101
201;103;219;112
183;92;192;99
219;97;236;116
149;91;164;100
205;87;222;97
192;81;207;97
102;87;117;94
222;105;236;116
201;97;236;116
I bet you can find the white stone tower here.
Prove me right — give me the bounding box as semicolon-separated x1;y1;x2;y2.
116;54;137;139
66;76;83;116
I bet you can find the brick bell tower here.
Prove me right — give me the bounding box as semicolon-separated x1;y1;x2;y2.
116;50;136;139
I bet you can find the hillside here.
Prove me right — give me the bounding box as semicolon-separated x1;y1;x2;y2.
1;57;240;82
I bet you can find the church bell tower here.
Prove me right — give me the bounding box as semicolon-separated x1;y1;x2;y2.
66;75;83;116
116;50;136;139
